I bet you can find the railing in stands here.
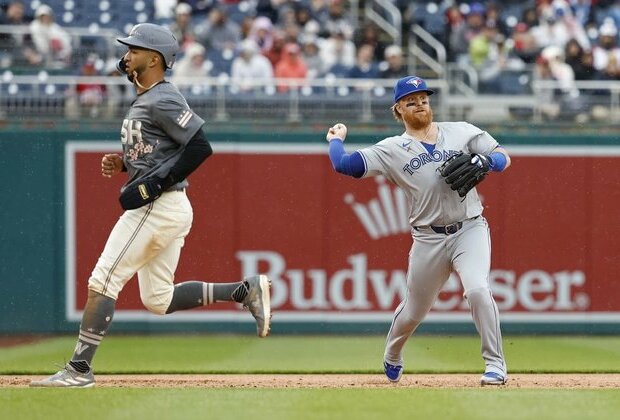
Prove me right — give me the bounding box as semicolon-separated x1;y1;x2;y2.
2;76;620;124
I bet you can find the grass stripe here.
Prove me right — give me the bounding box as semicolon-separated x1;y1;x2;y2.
1;335;619;375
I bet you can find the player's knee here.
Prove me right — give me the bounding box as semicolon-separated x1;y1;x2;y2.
140;289;173;315
464;287;494;307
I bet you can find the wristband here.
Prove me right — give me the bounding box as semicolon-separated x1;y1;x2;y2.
488;151;507;172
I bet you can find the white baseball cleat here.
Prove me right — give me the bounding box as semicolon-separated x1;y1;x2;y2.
29;364;95;388
242;275;272;337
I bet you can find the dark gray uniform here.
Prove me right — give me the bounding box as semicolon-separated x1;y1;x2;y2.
89;82;206;314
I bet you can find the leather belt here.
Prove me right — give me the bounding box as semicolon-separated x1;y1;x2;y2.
415;216;479;235
429;221;463;235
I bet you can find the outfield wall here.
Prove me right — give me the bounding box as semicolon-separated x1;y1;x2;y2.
2;127;620;334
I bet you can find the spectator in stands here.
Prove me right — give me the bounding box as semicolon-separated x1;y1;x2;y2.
530;0;590;51
324;0;354;41
294;3;317;30
320;25;356;76
29;4;72;68
354;22;388;63
102;57;128;119
535;45;580;119
565;38;597;80
172;42;212;85
380;45;408;79
347;44;380;79
450;2;487;65
308;0;330;33
264;29;286;67
0;1;30;25
169;3;196;50
521;6;539;29
0;1;41;67
300;34;323;79
484;2;510;37
154;0;178;20
195;5;241;52
469;24;500;69
248;15;274;53
230;38;274;92
282;19;302;44
478;32;527;94
76;55;106;118
274;42;307;92
445;4;465;62
512;22;539;64
239;15;255;40
592;20;620;75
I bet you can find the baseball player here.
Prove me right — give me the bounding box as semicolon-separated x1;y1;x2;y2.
325;76;510;386
30;23;271;388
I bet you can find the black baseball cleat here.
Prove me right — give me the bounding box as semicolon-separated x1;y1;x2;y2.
242;275;272;337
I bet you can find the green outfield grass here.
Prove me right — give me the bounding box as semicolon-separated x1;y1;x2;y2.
1;335;619;420
1;335;619;374
2;388;620;420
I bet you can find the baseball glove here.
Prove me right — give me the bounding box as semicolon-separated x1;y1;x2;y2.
438;152;490;197
119;176;165;210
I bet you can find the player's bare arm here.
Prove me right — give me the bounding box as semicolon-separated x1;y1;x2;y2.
101;154;124;178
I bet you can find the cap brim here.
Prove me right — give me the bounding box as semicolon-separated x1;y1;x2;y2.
395;89;435;103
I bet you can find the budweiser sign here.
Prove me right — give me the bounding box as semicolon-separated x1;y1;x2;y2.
66;143;620;323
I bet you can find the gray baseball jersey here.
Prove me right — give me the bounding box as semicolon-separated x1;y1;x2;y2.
358;122;499;226
358;121;507;380
120;81;205;190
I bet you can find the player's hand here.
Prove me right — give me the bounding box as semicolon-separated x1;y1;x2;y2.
326;123;347;142
101;154;124;178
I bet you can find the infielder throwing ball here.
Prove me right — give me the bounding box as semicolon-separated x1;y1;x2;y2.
325;76;510;385
31;23;271;388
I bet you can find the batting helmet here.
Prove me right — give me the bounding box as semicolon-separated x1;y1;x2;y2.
393;76;435;103
117;23;179;69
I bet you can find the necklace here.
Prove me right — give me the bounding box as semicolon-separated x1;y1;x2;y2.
408;123;434;143
133;71;164;91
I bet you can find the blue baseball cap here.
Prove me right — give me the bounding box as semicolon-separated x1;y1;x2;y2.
393;76;434;103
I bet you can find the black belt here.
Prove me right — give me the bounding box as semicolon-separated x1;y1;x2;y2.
415;216;479;235
429;222;463;235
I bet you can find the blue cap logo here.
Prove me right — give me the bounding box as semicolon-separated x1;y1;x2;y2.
394;76;434;103
408;78;422;88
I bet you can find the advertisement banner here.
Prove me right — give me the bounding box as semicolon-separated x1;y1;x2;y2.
65;143;620;323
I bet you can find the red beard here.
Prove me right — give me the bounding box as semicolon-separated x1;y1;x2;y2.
405;108;433;130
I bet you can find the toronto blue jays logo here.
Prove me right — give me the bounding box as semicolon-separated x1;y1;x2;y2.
402;149;460;175
406;77;423;88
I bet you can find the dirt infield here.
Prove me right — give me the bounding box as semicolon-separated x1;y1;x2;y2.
2;374;619;388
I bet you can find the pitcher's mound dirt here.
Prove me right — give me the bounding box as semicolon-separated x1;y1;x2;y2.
2;374;619;388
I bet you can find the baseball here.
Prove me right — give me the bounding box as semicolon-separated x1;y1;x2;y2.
335;123;347;135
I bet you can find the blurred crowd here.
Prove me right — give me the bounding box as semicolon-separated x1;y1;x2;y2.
3;0;620;120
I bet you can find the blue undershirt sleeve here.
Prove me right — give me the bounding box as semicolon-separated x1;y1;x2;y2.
488;151;508;172
328;139;366;178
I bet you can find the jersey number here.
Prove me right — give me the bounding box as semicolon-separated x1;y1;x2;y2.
121;119;143;146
